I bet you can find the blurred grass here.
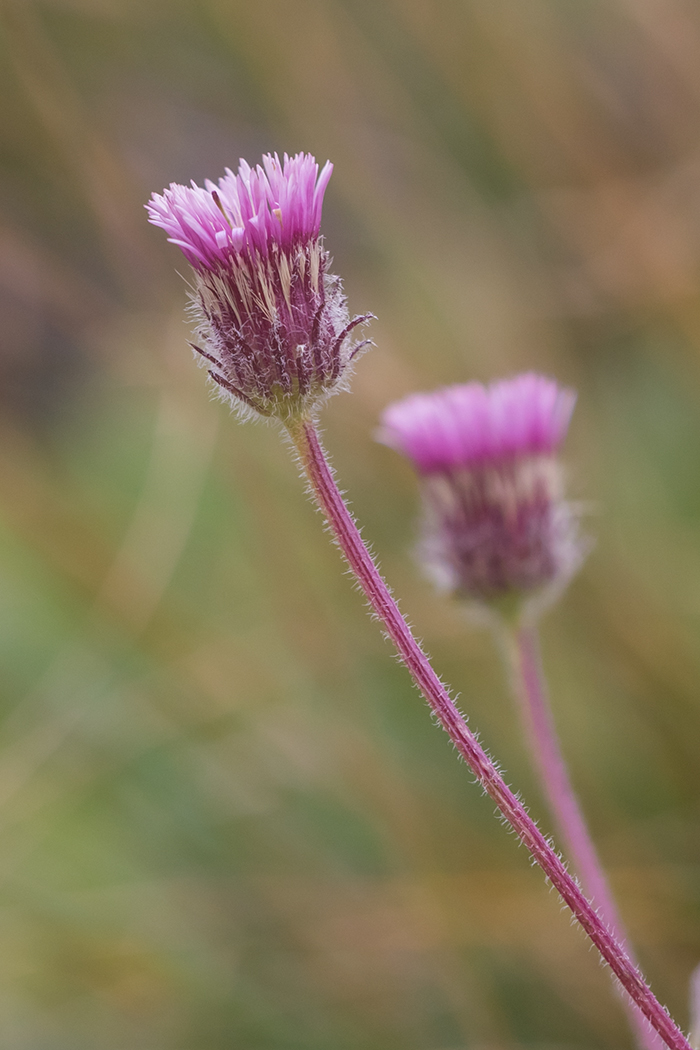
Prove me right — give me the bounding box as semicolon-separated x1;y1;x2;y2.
0;0;699;1046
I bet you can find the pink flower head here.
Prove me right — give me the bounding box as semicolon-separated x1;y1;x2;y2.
379;375;583;615
378;374;576;474
147;153;371;421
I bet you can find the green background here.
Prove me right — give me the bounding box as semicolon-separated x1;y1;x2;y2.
0;0;699;1046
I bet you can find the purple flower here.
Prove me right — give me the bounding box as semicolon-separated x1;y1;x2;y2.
379;375;583;613
147;153;371;420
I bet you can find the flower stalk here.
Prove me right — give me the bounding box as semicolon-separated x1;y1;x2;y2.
286;414;690;1050
502;622;664;1050
689;963;700;1049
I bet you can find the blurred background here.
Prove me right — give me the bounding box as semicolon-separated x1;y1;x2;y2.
0;0;699;1046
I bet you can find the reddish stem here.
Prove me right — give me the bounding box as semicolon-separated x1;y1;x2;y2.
689;963;700;1048
287;416;690;1050
507;624;663;1050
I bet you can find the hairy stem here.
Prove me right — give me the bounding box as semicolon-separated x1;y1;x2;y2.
502;623;662;1050
286;415;690;1050
689;963;700;1049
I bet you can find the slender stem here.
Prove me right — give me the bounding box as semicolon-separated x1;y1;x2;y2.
504;624;663;1050
689;963;700;1049
286;416;690;1050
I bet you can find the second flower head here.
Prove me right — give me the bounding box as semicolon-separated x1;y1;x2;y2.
379;374;584;620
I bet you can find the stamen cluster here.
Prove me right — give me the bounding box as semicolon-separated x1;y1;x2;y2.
379;374;583;613
147;153;371;420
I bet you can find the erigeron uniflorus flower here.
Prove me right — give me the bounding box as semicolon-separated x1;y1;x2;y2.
379;374;583;615
147;152;371;421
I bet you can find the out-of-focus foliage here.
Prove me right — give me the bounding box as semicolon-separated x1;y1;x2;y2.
0;0;699;1046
